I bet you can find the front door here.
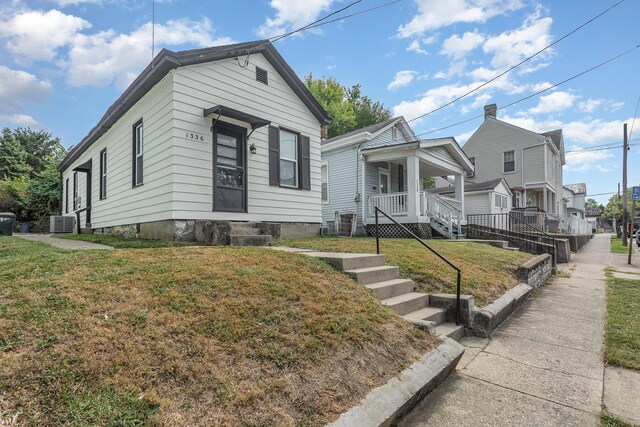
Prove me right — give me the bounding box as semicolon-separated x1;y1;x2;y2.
213;124;246;212
378;170;389;194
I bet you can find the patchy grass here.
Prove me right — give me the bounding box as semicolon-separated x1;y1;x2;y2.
601;411;634;427
0;237;435;426
55;233;198;249
278;237;534;307
604;269;640;370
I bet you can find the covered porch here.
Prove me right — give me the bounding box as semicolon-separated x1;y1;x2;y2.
360;139;473;238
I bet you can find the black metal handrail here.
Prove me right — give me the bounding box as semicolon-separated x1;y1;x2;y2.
466;213;556;266
74;207;90;234
374;207;463;326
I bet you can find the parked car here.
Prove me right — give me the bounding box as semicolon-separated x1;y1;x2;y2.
636;229;640;247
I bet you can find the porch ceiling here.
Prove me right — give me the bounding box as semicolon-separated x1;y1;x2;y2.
363;145;464;175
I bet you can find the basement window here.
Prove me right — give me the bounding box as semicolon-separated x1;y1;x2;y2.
256;67;268;85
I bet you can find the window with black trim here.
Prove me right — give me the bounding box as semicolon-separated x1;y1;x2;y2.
279;129;298;187
503;150;515;173
133;120;143;187
65;178;69;213
99;148;107;199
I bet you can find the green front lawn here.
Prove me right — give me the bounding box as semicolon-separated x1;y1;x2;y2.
604;270;640;370
610;236;631;254
0;237;435;426
278;237;535;307
55;233;198;249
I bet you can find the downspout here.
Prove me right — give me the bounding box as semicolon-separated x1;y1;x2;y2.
521;147;525;208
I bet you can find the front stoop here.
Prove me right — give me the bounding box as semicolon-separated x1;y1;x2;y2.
229;222;272;247
274;248;465;342
327;338;464;427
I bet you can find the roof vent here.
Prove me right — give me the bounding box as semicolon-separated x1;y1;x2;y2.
256;67;268;85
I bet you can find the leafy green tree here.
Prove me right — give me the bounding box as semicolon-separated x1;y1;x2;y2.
604;191;640;222
305;75;391;139
11;127;64;176
28;160;62;222
585;198;600;209
0;129;31;179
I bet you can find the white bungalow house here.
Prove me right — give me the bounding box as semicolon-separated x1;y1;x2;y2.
429;178;513;217
56;40;332;245
321;117;475;238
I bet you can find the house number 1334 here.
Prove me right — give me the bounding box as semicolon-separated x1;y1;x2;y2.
186;132;205;141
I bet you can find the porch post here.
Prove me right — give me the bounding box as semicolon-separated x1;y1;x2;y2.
543;188;548;212
454;174;465;224
406;155;420;220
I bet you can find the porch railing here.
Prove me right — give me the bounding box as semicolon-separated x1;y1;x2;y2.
368;192;407;216
420;191;462;237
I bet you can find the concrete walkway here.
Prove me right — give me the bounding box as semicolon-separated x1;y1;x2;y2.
15;234;113;250
400;234;611;426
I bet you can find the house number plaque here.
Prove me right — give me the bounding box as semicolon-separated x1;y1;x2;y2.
185;132;206;142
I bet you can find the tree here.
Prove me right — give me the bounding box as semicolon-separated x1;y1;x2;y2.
305;75;391;139
12;127;64;176
603;191;640;222
0;129;31;179
585;198;599;209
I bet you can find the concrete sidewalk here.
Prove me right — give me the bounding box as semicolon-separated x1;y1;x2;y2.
15;234;113;250
400;234;611;426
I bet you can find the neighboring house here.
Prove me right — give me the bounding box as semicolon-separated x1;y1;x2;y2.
429;178;512;217
563;183;587;218
57;40;332;244
463;104;565;214
321;117;474;238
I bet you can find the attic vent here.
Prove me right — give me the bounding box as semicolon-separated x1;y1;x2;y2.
256;67;268;85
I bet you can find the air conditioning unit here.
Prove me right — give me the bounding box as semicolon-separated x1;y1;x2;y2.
466;170;475;178
50;216;75;233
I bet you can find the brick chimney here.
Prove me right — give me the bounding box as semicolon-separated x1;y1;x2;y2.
320;125;329;140
484;103;497;120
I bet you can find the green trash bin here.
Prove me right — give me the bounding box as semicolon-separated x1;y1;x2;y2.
0;212;16;236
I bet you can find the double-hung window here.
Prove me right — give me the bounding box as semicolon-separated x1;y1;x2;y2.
503;150;515;173
133;120;143;187
321;163;329;203
99;149;107;199
279;129;298;187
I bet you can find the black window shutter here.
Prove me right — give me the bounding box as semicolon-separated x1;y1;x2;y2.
301;135;311;190
398;164;404;191
65;179;69;213
268;126;280;186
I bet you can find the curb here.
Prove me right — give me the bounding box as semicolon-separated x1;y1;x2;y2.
327;338;464;427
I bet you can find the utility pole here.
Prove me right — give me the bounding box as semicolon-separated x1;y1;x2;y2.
630;195;636;265
623;123;628;246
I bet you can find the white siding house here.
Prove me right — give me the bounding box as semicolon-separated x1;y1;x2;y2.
463;104;566;214
58;41;332;243
430;178;513;218
321;117;474;238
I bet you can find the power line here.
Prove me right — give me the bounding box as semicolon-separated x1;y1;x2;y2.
628;95;640;141
566;142;640;155
406;0;626;123
416;44;640;137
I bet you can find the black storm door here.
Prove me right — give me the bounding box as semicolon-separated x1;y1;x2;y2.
213;124;246;212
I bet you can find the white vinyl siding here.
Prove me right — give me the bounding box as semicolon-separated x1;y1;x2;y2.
321;145;362;229
61;72;175;228
171;53;321;223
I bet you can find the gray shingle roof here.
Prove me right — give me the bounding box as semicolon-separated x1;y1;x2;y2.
59;40;331;172
322;117;399;144
541;129;563;151
564;183;586;194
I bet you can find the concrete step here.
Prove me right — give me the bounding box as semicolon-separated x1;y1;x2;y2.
230;227;262;236
403;306;446;325
345;265;399;285
230;235;272;247
365;279;414;300
382;292;429;315
435;322;465;341
309;253;386;271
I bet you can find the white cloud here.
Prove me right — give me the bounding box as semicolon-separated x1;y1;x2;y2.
54;0;102;6
406;35;438;55
441;31;484;59
0;66;51;128
393;81;481;122
564;149;613;172
0;9;91;63
578;98;603;113
460;93;492;115
256;0;334;38
528;91;575;115
398;0;524;38
530;81;553;92
388;70;418;90
610;101;625;112
0;113;42;128
482;11;553;72
66;18;233;89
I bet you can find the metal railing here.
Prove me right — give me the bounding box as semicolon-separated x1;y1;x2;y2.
467;213;556;266
512;212;592;236
375;207;463;325
368;192;408;216
74;207;90;234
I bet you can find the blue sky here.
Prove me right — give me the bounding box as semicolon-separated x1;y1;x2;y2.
0;0;638;204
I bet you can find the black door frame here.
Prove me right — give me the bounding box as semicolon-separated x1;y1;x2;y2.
212;122;248;213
